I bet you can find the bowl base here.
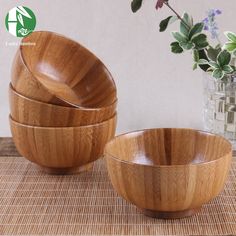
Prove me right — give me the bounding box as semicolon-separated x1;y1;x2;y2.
38;162;94;175
141;208;201;219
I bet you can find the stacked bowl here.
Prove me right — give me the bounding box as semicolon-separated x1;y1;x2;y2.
9;31;117;174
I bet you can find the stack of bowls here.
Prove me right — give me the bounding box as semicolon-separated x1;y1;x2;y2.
9;31;117;174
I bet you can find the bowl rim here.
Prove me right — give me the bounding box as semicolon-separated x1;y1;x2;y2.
9;83;117;112
9;112;117;129
105;128;232;167
19;30;117;109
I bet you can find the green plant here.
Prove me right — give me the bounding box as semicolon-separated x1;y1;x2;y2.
131;0;236;80
224;31;236;56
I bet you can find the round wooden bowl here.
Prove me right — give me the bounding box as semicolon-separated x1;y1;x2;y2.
11;31;117;108
9;84;117;127
105;128;232;219
10;114;117;175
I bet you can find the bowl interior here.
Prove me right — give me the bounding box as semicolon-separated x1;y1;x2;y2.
105;129;232;165
21;31;116;108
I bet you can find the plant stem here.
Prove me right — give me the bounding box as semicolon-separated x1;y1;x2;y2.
164;2;191;30
215;35;221;46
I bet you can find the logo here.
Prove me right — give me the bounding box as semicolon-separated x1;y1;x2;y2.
5;6;36;37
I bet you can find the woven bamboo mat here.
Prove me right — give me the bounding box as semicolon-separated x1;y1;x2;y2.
0;138;235;235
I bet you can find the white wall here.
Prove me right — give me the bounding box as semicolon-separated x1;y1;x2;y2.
0;0;235;136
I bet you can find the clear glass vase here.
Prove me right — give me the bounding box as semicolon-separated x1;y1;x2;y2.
204;73;236;149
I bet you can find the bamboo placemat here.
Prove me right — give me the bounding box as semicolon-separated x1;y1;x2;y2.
0;138;235;235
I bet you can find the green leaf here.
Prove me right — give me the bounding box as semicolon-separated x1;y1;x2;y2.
180;22;189;38
172;32;188;43
191;34;208;49
224;31;236;42
217;50;231;67
193;49;199;62
198;59;209;65
223;65;234;73
194;41;209;50
209;61;220;69
198;49;210;72
159;16;178;32
224;42;236;52
180;13;192;37
131;0;143;12
207;67;214;72
183;12;193;27
170;42;184;54
193;63;198;70
189;23;204;39
212;68;224;79
207;46;221;61
180;41;194;50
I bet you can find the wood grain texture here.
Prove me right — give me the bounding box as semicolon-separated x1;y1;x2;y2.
0;154;235;235
10;114;117;174
105;128;232;219
9;84;117;127
11;31;117;108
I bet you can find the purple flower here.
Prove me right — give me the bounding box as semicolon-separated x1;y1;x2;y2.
215;9;222;15
203;9;222;39
155;0;167;10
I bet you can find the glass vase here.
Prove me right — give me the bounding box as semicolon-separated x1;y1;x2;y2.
204;73;236;149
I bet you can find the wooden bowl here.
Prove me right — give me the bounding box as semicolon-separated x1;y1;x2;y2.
11;31;117;108
105;128;232;219
10;114;117;175
9;84;117;127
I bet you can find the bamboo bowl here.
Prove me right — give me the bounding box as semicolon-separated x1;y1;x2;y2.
11;31;117;108
10;114;117;174
105;128;232;219
9;84;117;127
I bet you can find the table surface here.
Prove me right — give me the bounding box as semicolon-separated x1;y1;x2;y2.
0;137;235;236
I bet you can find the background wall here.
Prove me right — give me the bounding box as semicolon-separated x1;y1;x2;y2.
0;0;235;136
